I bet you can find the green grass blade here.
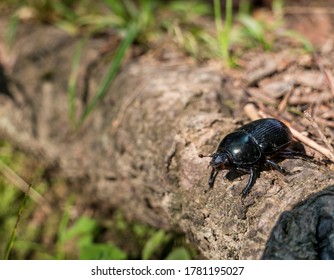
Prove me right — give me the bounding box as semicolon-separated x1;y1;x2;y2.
68;38;87;125
282;30;314;53
79;23;139;125
52;1;79;23
223;0;233;60
214;0;233;65
238;15;263;40
3;184;31;260
238;14;271;50
213;0;223;44
138;0;155;28
56;196;74;260
122;0;139;19
6;14;19;48
238;0;251;15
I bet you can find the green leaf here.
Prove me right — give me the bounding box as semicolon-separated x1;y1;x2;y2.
141;230;170;260
80;243;127;260
165;247;191;260
60;216;98;244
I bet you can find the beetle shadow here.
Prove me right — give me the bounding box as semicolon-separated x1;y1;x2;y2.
224;154;302;183
289;141;306;153
225;169;251;181
224;168;261;186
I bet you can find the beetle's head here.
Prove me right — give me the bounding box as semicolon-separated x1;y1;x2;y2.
209;152;230;170
198;152;231;188
198;152;230;170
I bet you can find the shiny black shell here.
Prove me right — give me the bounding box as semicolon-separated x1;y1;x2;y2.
216;118;293;165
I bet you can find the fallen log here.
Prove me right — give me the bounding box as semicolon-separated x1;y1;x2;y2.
1;23;334;259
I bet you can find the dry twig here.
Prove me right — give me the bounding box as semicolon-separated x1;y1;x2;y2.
278;87;293;112
284;6;334;15
304;110;334;156
0;160;50;210
314;54;334;98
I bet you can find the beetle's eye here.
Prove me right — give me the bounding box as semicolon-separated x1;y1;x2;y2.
213;154;222;165
210;153;229;168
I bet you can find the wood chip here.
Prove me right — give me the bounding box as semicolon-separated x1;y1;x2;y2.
246;60;278;86
260;80;295;98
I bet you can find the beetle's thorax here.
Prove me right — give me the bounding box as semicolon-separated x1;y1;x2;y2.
210;152;231;170
216;131;262;165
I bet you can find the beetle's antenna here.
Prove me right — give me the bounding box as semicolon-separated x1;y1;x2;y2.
198;154;213;169
198;153;213;158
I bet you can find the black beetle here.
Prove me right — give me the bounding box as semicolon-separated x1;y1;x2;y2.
199;118;314;196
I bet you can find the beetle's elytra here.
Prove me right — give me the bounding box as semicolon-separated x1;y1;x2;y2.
199;118;313;196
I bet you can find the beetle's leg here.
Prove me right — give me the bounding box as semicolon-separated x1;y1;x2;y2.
265;159;292;175
240;167;257;197
208;169;219;188
277;150;322;165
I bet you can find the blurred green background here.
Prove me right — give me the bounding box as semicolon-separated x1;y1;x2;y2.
0;0;311;260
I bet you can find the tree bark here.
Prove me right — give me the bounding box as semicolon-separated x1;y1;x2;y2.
1;22;334;259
